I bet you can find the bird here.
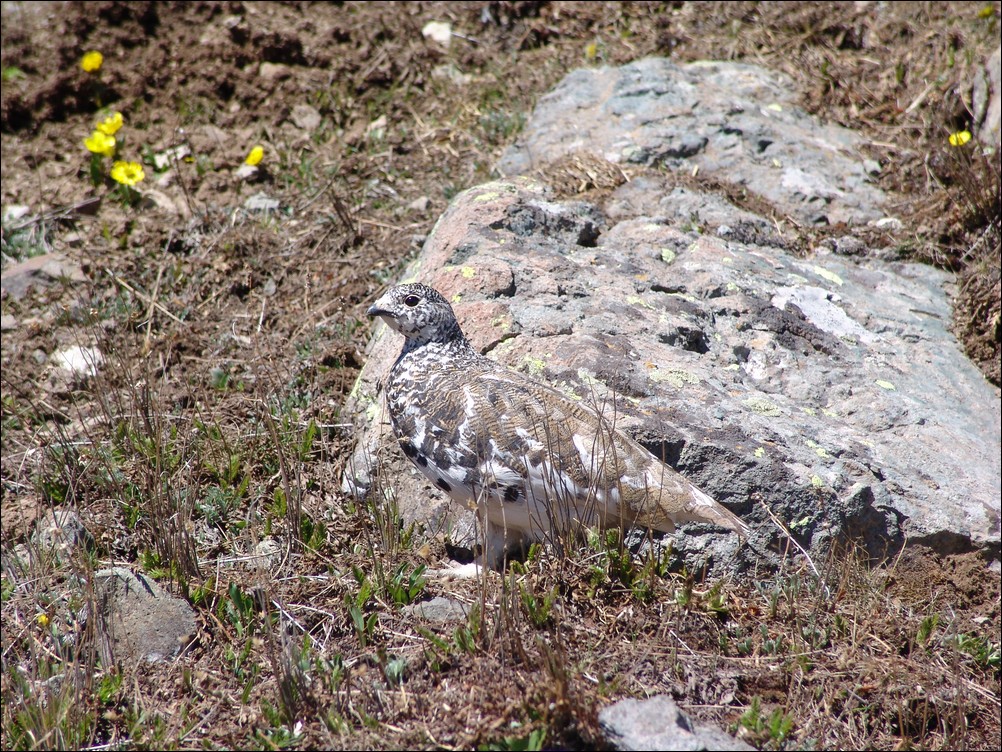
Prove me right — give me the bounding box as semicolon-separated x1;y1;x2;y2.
367;282;749;572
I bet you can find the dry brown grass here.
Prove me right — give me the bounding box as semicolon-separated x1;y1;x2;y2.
3;2;1000;749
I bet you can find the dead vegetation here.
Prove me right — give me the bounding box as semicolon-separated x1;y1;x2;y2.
2;2;1000;749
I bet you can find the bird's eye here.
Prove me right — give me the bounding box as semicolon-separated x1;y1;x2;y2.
403;294;420;307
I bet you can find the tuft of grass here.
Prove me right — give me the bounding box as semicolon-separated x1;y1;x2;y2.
384;561;428;606
2;64;26;81
479;726;547;751
1;212;52;260
738;695;795;748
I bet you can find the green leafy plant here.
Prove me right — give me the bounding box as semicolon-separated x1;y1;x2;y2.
948;633;1001;670
384;562;427;606
2;65;26;81
480;726;547;751
220;582;258;638
518;581;558;629
346;568;378;648
738;695;795;746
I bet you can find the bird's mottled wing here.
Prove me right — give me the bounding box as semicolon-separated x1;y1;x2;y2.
466;370;648;526
473;369;749;537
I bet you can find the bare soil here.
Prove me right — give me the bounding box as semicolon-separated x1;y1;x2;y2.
2;2;999;750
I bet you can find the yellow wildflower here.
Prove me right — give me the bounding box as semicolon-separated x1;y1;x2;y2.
84;130;116;157
110;160;145;187
95;112;123;136
245;145;264;166
81;51;103;73
948;130;972;147
36;613;50;628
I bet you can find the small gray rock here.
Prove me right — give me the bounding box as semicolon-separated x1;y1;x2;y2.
258;61;291;81
235;164;261;181
253;537;284;570
243;192;280;211
51;345;104;378
2;204;31;223
408;196;431;212
868;216;904;232
403;596;470;623
291;103;322;131
95;568;197;664
33;508;93;555
599;695;752;751
0;253;86;300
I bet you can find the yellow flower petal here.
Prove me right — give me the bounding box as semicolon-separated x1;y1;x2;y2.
948;130;972;147
245;145;264;166
96;112;123;136
36;613;50;628
81;51;103;73
110;160;145;187
84;130;116;157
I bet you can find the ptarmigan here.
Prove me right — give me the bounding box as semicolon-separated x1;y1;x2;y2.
367;283;749;571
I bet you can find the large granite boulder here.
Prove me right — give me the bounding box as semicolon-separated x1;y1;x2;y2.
343;59;1001;574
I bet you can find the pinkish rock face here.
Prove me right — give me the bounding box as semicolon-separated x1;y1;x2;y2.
345;59;1001;575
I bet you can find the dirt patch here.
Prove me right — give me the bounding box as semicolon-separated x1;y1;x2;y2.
2;2;999;750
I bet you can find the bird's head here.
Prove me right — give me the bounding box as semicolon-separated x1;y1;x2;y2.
366;283;466;347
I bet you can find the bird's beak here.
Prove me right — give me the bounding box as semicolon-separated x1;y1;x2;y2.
366;294;392;320
368;302;402;336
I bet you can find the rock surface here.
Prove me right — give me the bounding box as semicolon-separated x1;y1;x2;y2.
973;46;1001;145
95;567;198;664
498;57;888;227
402;596;470;624
599;695;753;752
344;59;1001;573
33;508;94;555
0;252;87;300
